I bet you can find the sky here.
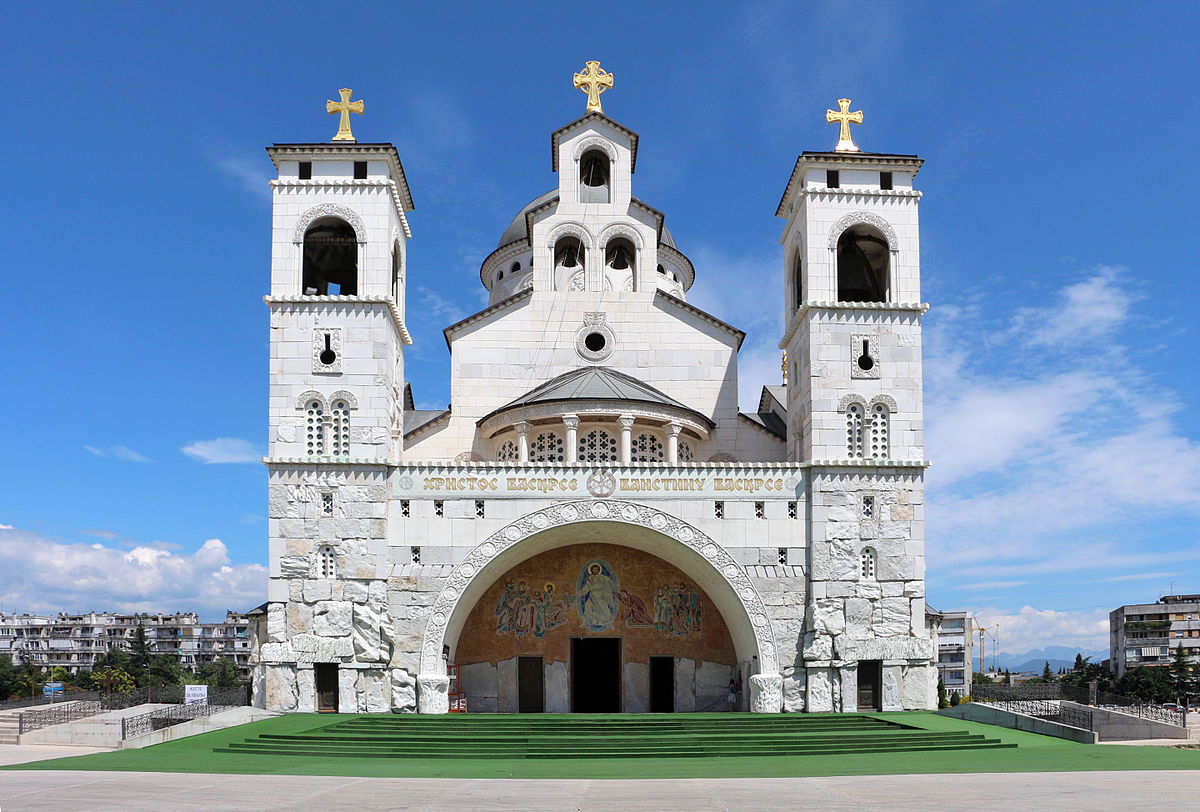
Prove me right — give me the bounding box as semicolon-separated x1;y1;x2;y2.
1;1;1198;657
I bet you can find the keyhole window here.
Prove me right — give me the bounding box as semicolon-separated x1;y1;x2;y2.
856;339;874;371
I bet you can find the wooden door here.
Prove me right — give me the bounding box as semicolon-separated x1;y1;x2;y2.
518;656;544;713
315;663;339;712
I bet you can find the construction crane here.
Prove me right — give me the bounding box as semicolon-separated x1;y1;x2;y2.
977;622;1000;676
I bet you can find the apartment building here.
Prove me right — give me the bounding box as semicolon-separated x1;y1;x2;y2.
1110;594;1200;679
0;611;252;678
935;610;975;697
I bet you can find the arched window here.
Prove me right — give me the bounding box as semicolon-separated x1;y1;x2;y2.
870;403;889;459
391;241;403;303
836;227;888;302
605;238;635;273
679;441;694;462
792;252;803;310
530;431;565;462
305;399;325;456
578;429;617;462
497;439;518;462
845;403;864;459
657;264;666;275
303;219;358;296
330;399;351;457
510;261;521;274
579;149;610;203
318;545;337;578
860;548;876;580
632;432;664;462
554;237;585;275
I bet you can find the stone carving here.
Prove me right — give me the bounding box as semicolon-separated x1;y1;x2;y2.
707;452;737;463
312;328;342;374
850;333;879;380
417;673;450;714
568;270;586;291
576;312;615;363
749;672;783;713
572;135;617;164
546;221;594;250
391;668;417;713
586;470;616;497
826;210;898;252
417;499;780;677
454;451;483;463
292;203;366;244
598;221;645;250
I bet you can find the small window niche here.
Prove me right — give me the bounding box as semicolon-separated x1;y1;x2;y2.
777;548;788;565
353;161;368;180
879;171;893;191
400;500;411;518
318;545;337;579
433;500;444;518
320;491;335;517
826;170;840;188
298;161;313;180
851;334;880;379
714;501;725;519
313;328;342;374
754;501;766;519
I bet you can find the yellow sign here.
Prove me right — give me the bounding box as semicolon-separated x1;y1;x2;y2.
327;88;364;142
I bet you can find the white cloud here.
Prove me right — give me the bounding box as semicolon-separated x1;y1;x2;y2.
952;581;1030;591
0;530;266;617
967;605;1111;654
1011;266;1131;346
0;524;12;530
83;444;152;463
182;438;261;464
210;154;272;202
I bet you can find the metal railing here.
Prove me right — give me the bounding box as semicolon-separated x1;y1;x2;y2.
0;691;101;712
17;686;188;735
120;686;248;740
973;684;1185;727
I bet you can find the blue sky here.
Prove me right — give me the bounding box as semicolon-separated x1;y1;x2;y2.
2;1;1198;656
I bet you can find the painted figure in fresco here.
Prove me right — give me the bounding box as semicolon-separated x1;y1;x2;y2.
497;580;576;638
652;582;704;636
514;581;534;637
495;580;517;633
617;589;653;627
577;559;619;632
543;583;575;632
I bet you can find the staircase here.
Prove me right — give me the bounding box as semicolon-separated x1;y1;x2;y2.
0;708;24;745
216;713;1015;760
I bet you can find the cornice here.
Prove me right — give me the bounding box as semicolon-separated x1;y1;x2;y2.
442;289;534;350
654;291;746;350
776;151;923;217
403;409;452;441
266;143;415;212
778;301;928;348
478;399;713;439
264;296;413;345
265;457;394;467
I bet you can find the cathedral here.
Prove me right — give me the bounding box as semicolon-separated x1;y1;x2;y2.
253;65;934;715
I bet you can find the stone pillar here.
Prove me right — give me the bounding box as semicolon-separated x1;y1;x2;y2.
417;673;451;714
749;672;783;713
563;414;579;463
618;415;634;463
665;423;682;464
515;421;530;463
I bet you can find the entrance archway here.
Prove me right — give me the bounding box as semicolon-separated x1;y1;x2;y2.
417;499;781;712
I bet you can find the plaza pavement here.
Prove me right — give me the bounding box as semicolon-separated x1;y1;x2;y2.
2;769;1199;810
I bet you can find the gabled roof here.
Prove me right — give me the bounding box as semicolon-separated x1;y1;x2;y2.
481;366;712;428
759;385;787;415
739;411;786;440
551;113;640;173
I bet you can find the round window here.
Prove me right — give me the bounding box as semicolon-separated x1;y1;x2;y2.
584;332;606;352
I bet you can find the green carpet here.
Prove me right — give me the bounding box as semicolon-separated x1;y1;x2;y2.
9;712;1200;779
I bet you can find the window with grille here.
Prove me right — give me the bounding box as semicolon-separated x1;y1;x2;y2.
318;546;336;578
778;548;788;565
787;501;798;519
714;501;724;519
870;404;889;458
434;500;444;517
632;433;664;462
330;399;351;457
578;429;617;462
678;441;694;462
845;403;864;458
530;431;564;462
754;501;765;519
305;400;325;456
400;500;410;518
475;500;485;518
497;439;518;462
410;546;421;564
860;548;876;580
320;492;334;517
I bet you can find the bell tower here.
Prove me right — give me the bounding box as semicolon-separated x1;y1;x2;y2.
775;101;933;713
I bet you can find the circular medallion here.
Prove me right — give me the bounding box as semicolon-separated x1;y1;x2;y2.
724;564;740;579
460;563;475;578
531;513;549;529
620;504;639;522
432;612;446;625
586;470;616;498
650;513;667;530
561;504;579;522
591;502;610;519
444;586;458;601
753;614;768;627
397;476;414;491
703;543;718;559
505;526;522;541
480;542;496;558
678;527;695;543
740;586;754;602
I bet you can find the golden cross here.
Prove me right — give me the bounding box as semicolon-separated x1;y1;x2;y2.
573;61;614;114
825;98;863;153
326;88;364;142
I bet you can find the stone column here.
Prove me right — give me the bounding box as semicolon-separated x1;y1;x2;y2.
562;414;579;463
417;673;450;714
749;672;783;713
665;423;682;464
618;415;635;463
515;421;530;463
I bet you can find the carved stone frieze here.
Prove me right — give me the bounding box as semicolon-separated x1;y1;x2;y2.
826;211;898;251
292;203;366;244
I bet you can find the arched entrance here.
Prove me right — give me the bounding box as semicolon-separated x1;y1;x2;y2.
417;499;782;713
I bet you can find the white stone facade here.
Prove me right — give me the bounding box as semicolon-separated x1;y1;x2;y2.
254;113;934;715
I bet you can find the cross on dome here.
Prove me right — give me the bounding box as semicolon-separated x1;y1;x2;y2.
573;61;614;114
326;88;364;142
825;98;863;153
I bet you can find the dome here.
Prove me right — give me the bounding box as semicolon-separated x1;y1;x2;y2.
497;190;677;250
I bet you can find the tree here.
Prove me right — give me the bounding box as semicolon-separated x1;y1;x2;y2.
949;692;961;707
195;658;242;689
1169;646;1198;702
0;655;23;700
972;672;991;685
1074;652;1086;671
93;667;136;694
1042;661;1054;681
937;676;948;709
1115;666;1175;704
1061;656;1111;691
129;625;152;685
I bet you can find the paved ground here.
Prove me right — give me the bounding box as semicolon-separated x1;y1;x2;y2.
2;770;1199;810
0;744;112;767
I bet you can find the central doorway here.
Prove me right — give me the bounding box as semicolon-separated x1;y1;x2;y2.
571;637;621;712
649;656;674;713
857;660;882;711
315;663;339;712
518;656;545;713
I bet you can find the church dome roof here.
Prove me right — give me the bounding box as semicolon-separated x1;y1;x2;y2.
497;190;677;249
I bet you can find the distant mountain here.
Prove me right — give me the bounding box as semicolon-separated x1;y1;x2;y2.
990;646;1108;674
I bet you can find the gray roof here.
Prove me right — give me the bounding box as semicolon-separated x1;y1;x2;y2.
497;190;677;250
739;411;786;440
482;367;707;425
403;409;449;437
